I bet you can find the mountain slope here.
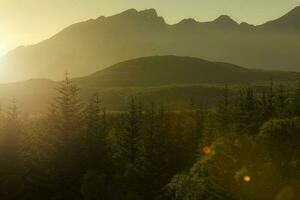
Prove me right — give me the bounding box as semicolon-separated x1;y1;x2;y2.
75;56;251;87
76;55;300;87
1;7;300;82
1;56;300;113
259;6;300;31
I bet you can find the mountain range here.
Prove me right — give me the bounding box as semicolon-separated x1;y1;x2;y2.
1;56;300;113
1;7;300;82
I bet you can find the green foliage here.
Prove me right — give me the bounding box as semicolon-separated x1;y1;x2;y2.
3;56;300;114
216;86;232;133
0;80;299;199
292;81;300;117
81;170;106;200
258;117;300;176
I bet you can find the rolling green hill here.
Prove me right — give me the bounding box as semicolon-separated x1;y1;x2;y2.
75;56;300;88
1;56;300;113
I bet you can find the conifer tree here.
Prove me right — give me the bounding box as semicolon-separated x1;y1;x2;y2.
235;86;259;134
216;86;231;133
233;89;246;133
0;99;24;199
0;105;3;127
48;74;85;199
119;98;142;167
259;81;275;123
139;103;172;199
53;74;83;140
275;83;289;118
266;80;275;119
293;81;300;117
84;93;108;170
81;94;110;200
195;106;207;144
111;98;144;198
259;90;268;122
22;118;56;200
244;87;256;113
0;99;23;172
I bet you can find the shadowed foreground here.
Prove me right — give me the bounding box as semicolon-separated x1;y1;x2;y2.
0;75;299;200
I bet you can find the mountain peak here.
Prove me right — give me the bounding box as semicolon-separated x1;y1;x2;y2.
112;8;139;18
260;6;300;30
283;5;300;18
139;8;158;18
177;18;199;26
114;8;159;19
110;8;164;24
214;15;237;25
180;18;197;24
121;8;138;15
289;5;300;13
96;16;105;20
240;22;254;29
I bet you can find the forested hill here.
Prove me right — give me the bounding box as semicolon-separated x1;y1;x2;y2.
1;7;300;82
1;55;300;113
1;58;300;200
75;56;300;87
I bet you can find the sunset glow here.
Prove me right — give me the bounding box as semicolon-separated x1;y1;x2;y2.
0;1;299;199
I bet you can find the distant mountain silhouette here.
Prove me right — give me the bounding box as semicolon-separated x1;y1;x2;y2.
2;56;300;113
258;6;300;31
1;7;300;82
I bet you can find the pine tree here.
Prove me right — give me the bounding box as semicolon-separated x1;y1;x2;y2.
139;103;172;199
259;90;268;122
259;81;275;123
79;94;111;200
0;99;24;199
275;83;289;118
48;74;85;199
53;74;83;140
216;86;231;133
84;93;108;170
234;86;259;135
119;98;142;167
0;105;3;127
293;81;300;117
244;87;256;113
111;98;144;198
22;118;55;200
195;106;207;144
233;89;246;133
266;80;275;119
0;99;23;172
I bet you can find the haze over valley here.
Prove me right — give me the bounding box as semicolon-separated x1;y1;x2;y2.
1;55;300;113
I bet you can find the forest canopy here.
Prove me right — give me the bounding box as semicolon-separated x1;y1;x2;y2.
0;75;299;200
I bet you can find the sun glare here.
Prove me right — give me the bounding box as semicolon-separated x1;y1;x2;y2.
243;176;251;182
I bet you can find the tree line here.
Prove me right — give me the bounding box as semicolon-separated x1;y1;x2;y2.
0;76;299;200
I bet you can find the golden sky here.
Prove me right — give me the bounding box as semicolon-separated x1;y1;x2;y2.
0;0;299;55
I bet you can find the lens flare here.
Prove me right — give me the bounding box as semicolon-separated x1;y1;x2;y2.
243;175;251;182
202;146;211;154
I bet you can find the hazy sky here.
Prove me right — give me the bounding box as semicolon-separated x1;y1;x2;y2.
0;0;299;55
